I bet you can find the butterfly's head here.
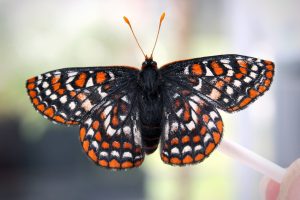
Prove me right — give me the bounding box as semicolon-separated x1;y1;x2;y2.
142;57;157;70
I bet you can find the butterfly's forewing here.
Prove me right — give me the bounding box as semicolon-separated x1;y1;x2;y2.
79;87;144;169
160;85;223;165
26;66;138;125
26;66;144;169
160;54;274;112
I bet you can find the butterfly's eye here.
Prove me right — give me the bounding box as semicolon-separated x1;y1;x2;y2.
151;61;157;66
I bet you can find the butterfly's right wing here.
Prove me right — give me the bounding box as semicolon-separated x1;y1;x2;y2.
160;54;274;112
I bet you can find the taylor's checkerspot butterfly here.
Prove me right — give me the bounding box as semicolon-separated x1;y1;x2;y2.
26;13;274;169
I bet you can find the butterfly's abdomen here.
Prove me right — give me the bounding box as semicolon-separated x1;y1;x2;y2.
138;64;163;154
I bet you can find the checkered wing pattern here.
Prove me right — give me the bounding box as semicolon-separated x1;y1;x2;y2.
26;66;138;125
26;66;144;169
160;86;223;166
160;54;274;112
79;90;144;169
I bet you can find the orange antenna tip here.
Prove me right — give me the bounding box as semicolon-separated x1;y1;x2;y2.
160;12;166;23
123;16;131;26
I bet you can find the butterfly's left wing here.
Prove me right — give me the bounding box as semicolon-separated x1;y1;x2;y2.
160;85;223;166
160;54;274;112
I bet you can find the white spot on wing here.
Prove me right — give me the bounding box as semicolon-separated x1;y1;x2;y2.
171;147;180;154
60;95;67;103
186;121;195;131
111;150;120;157
42;82;49;88
50;94;57;100
86;78;94;87
123;152;132;158
244;77;252;83
226;86;234;95
182;146;192;154
69;102;76;110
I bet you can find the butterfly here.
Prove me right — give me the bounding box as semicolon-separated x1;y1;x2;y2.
26;13;274;170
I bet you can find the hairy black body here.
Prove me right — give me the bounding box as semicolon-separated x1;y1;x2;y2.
138;58;163;154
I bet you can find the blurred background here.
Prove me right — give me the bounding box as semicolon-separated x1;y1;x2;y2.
0;0;299;199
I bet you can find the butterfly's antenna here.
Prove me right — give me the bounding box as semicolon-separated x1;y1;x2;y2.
123;16;146;58
150;12;166;59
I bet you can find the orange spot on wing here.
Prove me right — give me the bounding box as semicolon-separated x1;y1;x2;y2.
264;60;273;65
239;67;247;74
205;143;215;155
92;120;99;130
75;73;87;87
101;142;109;149
44;107;54;117
99;160;108;167
193;135;201;143
203;114;210;123
51;76;60;84
238;60;248;68
170;157;181;165
235;73;243;79
121;161;133;168
266;65;274;71
249;89;259;98
258;86;267;93
37;104;45;112
29;91;37;98
94;131;102;142
215;80;224;89
27;77;36;83
88;150;98;162
82;140;89;152
191;64;203;76
27;83;35;90
266;71;273;79
80;127;86;142
183;155;193;164
161;154;169;163
109;159;120;168
211;61;224;75
216;120;223;133
194;154;204;161
200;126;207;135
184;110;190;121
264;79;271;86
240;97;252;108
112;141;121;149
53;115;65;123
123;142;132;149
77;93;86;101
57;89;65;95
70;91;76;97
213;132;221;143
52;83;61;91
112;116;119;126
171;138;179;145
96;72;107;84
181;136;190;143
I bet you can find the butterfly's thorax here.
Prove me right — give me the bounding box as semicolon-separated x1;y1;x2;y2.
138;59;163;154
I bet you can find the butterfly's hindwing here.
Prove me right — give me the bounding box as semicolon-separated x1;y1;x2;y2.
79;89;144;169
160;85;223;165
26;67;138;125
160;54;274;112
